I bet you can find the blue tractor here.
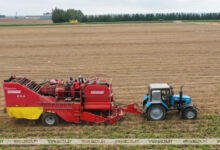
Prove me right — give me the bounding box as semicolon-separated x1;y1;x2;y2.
142;83;197;121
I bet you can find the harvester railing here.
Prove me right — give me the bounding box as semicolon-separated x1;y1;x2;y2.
39;102;74;110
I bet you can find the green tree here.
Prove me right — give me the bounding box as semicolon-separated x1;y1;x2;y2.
66;9;84;21
52;8;68;23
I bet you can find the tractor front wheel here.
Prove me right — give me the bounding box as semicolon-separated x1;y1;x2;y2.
42;113;59;126
146;105;166;121
182;108;197;120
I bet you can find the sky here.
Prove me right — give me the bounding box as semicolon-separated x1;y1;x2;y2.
0;0;220;16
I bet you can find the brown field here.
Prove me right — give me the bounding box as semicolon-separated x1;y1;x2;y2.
0;18;52;25
0;23;219;149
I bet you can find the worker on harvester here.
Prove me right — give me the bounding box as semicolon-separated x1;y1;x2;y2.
78;75;85;85
65;77;73;101
74;79;81;98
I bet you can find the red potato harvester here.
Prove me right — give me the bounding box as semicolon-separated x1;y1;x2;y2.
3;75;141;126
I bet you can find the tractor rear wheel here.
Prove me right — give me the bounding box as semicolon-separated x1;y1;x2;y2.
182;108;197;120
42;113;59;126
146;105;166;121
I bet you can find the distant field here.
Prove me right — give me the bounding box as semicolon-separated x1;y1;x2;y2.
0;19;173;27
0;18;52;25
0;23;219;149
0;18;220;27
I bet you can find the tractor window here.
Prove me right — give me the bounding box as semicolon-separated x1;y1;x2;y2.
151;90;161;101
170;86;174;96
148;87;151;99
161;90;170;101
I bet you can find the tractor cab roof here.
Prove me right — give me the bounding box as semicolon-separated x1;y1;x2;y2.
149;83;170;90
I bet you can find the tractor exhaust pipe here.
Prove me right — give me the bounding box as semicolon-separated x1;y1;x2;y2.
179;86;183;101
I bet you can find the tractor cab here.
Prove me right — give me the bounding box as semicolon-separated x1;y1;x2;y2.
148;83;173;106
142;83;197;121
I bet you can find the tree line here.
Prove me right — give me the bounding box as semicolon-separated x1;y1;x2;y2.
52;8;220;23
0;15;5;18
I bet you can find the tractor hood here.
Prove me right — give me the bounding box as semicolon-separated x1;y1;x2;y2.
172;95;191;104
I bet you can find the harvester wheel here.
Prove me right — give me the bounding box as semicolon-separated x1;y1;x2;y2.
42;113;59;126
182;108;197;120
146;105;166;121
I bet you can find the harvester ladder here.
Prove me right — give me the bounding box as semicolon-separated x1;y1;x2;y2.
73;107;81;118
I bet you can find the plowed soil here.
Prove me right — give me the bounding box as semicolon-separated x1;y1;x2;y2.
0;23;219;140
